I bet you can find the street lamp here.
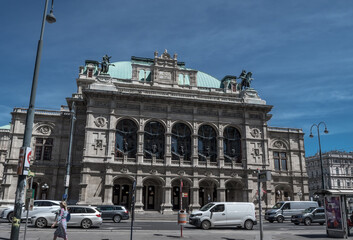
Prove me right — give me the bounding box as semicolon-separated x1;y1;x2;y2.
309;122;329;190
10;0;56;239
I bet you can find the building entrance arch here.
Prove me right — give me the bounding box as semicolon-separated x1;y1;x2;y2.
225;180;244;202
142;177;163;211
113;177;134;210
199;179;218;207
171;178;191;211
275;185;292;202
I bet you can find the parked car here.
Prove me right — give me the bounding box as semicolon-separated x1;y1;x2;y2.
189;202;257;230
95;205;129;223
31;205;102;229
291;207;325;225
265;201;319;223
0;200;60;222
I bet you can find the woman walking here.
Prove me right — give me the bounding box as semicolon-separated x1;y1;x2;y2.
51;201;68;240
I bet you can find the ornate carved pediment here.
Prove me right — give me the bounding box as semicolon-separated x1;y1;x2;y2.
178;170;185;176
149;169;157;175
250;127;261;138
205;171;212;177
34;122;55;135
273;140;285;149
120;167;128;173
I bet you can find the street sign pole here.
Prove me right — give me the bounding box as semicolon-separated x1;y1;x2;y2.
24;172;34;240
130;180;136;240
258;169;263;240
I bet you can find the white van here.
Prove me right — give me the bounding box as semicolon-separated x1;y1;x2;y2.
189;202;257;230
265;201;319;223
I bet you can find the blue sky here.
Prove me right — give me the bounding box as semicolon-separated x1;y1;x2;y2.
1;0;352;156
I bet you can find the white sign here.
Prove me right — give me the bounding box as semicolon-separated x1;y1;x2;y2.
17;147;32;175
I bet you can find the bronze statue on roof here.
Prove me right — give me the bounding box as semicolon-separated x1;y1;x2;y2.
100;54;114;74
239;70;253;90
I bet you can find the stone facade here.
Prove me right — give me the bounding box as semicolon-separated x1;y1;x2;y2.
0;51;308;212
306;151;353;193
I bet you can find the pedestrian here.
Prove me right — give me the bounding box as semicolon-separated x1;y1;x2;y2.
51;201;68;240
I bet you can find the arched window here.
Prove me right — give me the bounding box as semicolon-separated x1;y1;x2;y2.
116;119;138;158
171;123;191;160
144;121;165;159
223;126;241;163
198;125;217;162
337;179;341;188
336;167;339;175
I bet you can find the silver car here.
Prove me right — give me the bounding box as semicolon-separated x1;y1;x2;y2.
0;200;60;222
31;205;102;229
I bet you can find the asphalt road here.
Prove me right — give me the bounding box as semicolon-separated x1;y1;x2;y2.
0;218;327;231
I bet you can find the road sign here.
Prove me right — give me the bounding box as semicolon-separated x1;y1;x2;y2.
17;147;32;175
258;171;271;182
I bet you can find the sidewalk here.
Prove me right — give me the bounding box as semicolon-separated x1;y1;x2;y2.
1;229;352;240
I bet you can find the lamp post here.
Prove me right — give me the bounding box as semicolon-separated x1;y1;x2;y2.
309;122;329;190
10;1;55;239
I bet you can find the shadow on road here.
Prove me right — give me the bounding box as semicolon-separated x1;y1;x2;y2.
296;234;328;238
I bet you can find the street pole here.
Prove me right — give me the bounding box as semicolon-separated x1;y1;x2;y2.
257;169;263;240
130;180;136;240
10;0;55;239
64;102;76;200
309;122;329;191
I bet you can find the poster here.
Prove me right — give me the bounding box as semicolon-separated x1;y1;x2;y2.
325;196;342;230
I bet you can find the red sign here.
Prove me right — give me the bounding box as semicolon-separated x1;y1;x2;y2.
17;147;32;175
182;193;188;198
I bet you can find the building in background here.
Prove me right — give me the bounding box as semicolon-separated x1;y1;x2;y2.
306;150;353;211
0;125;10;192
0;50;308;212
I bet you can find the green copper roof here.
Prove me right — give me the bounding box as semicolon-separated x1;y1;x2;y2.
0;124;10;130
108;61;221;88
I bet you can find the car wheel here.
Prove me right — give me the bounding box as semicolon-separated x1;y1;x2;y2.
244;220;254;230
36;217;47;228
113;215;122;223
201;220;211;230
268;220;274;223
81;219;92;229
294;223;299;225
7;212;14;223
277;216;284;223
304;218;312;226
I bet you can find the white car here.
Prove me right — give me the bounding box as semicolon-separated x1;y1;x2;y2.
189;202;257;230
31;205;102;229
0;200;60;222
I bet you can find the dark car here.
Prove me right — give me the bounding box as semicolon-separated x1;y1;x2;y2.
96;205;129;223
291;207;325;225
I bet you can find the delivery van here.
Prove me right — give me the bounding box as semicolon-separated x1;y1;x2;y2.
189;202;257;230
265;201;318;223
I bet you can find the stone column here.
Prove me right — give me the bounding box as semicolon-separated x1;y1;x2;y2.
218;188;226;202
161;186;173;214
103;167;113;204
134;175;144;212
192;134;198;166
165;133;172;166
189;177;200;210
218;136;224;168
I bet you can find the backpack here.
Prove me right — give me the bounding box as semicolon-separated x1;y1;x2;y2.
66;212;71;222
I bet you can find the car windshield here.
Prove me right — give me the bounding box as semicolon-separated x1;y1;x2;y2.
272;202;284;209
303;207;316;213
200;203;215;211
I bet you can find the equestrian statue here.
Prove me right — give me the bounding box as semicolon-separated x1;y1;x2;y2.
238;70;253;90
